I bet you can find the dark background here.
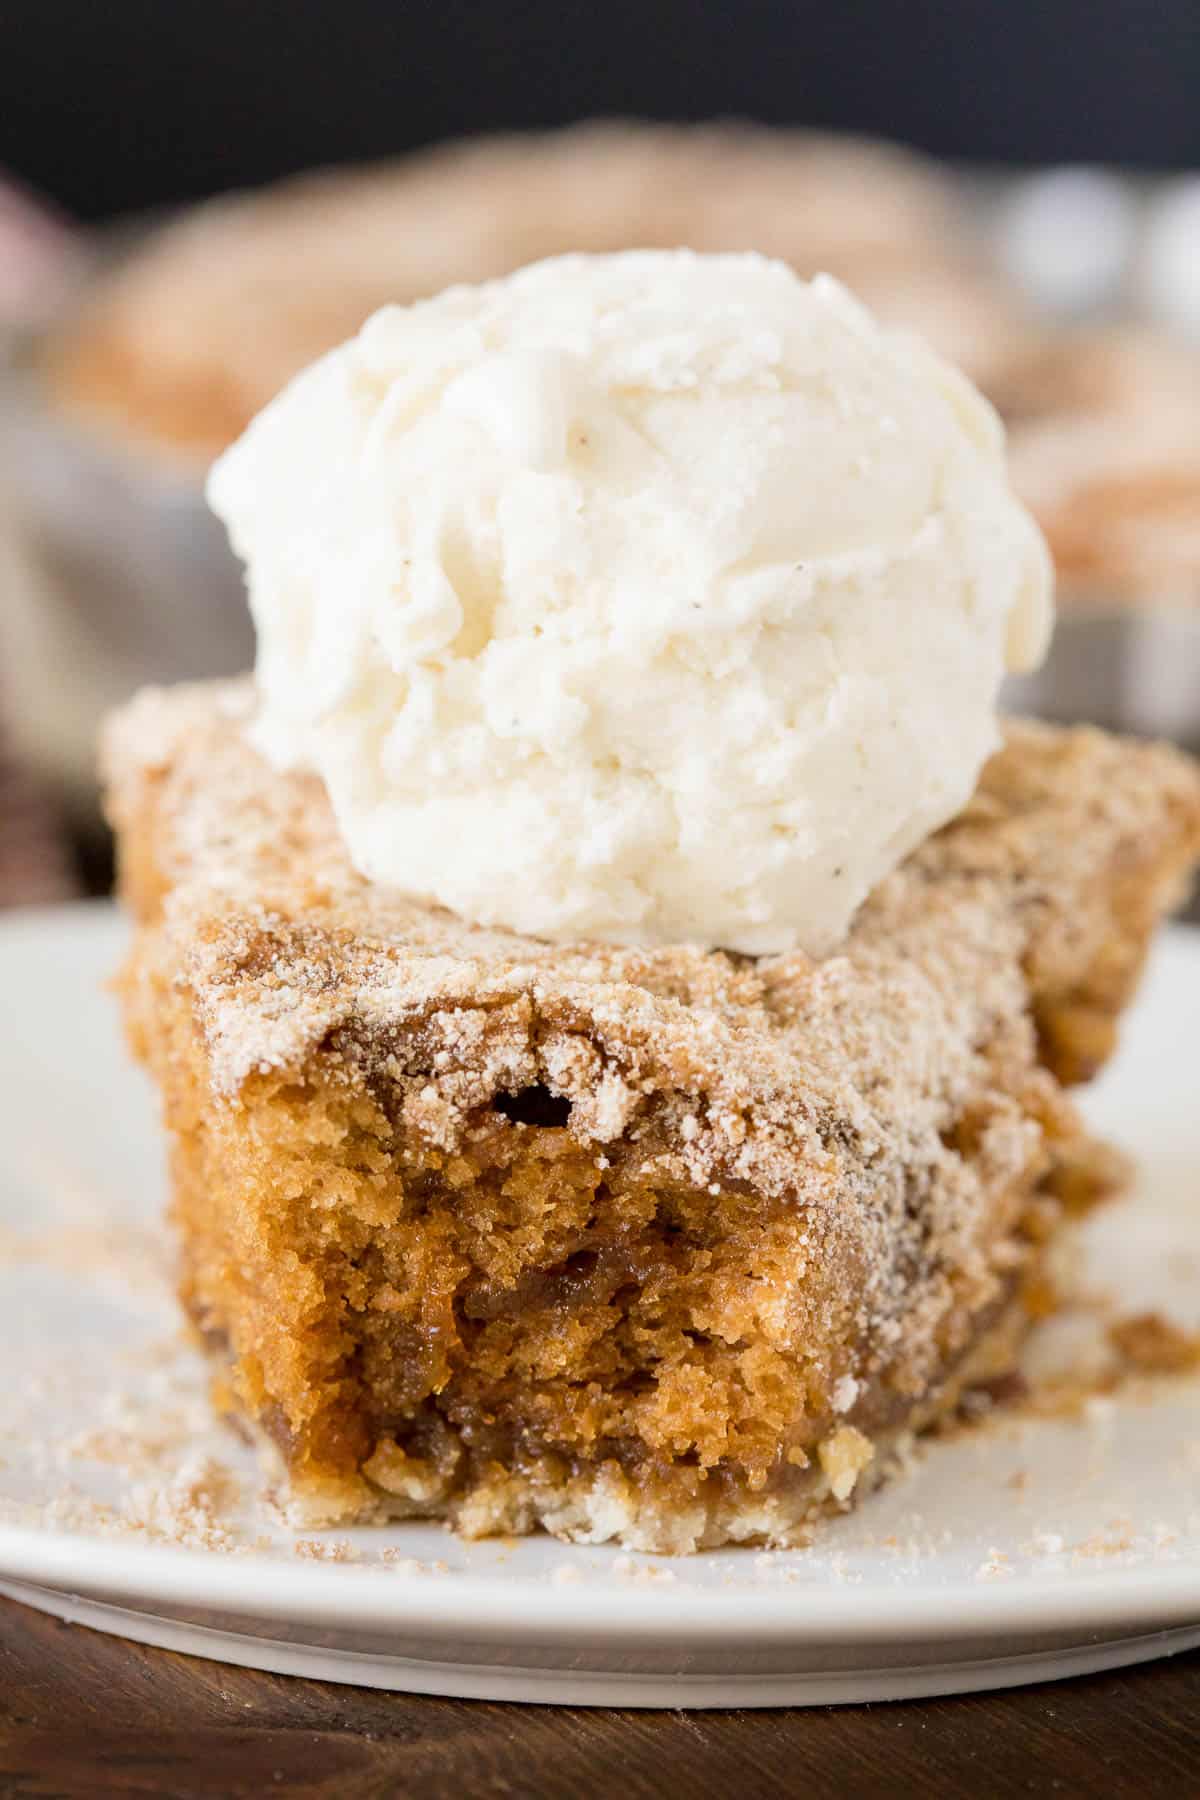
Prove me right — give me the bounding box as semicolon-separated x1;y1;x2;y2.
4;0;1200;222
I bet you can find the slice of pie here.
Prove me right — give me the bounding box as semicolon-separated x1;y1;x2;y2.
102;680;1200;1551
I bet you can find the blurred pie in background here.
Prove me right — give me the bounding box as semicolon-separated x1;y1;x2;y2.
37;119;1200;613
38;120;1033;465
4;119;1200;830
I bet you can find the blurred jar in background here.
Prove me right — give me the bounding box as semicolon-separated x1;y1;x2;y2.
0;176;88;899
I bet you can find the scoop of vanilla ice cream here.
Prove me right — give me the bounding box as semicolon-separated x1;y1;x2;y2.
208;251;1052;954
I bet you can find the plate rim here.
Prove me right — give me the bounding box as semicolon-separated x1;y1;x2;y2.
1;1519;1198;1647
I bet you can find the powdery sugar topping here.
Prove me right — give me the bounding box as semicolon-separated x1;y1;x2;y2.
102;678;1200;1119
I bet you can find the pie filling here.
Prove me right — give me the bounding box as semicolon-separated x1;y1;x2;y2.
172;1063;1112;1550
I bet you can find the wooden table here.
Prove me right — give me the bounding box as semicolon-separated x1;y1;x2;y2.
1;1596;1197;1798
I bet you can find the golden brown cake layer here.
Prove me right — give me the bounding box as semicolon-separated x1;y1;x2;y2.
103;682;1200;1549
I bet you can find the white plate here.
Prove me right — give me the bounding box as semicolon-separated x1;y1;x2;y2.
0;902;1197;1708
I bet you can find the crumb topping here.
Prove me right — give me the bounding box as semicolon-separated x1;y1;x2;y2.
102;677;1200;1142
